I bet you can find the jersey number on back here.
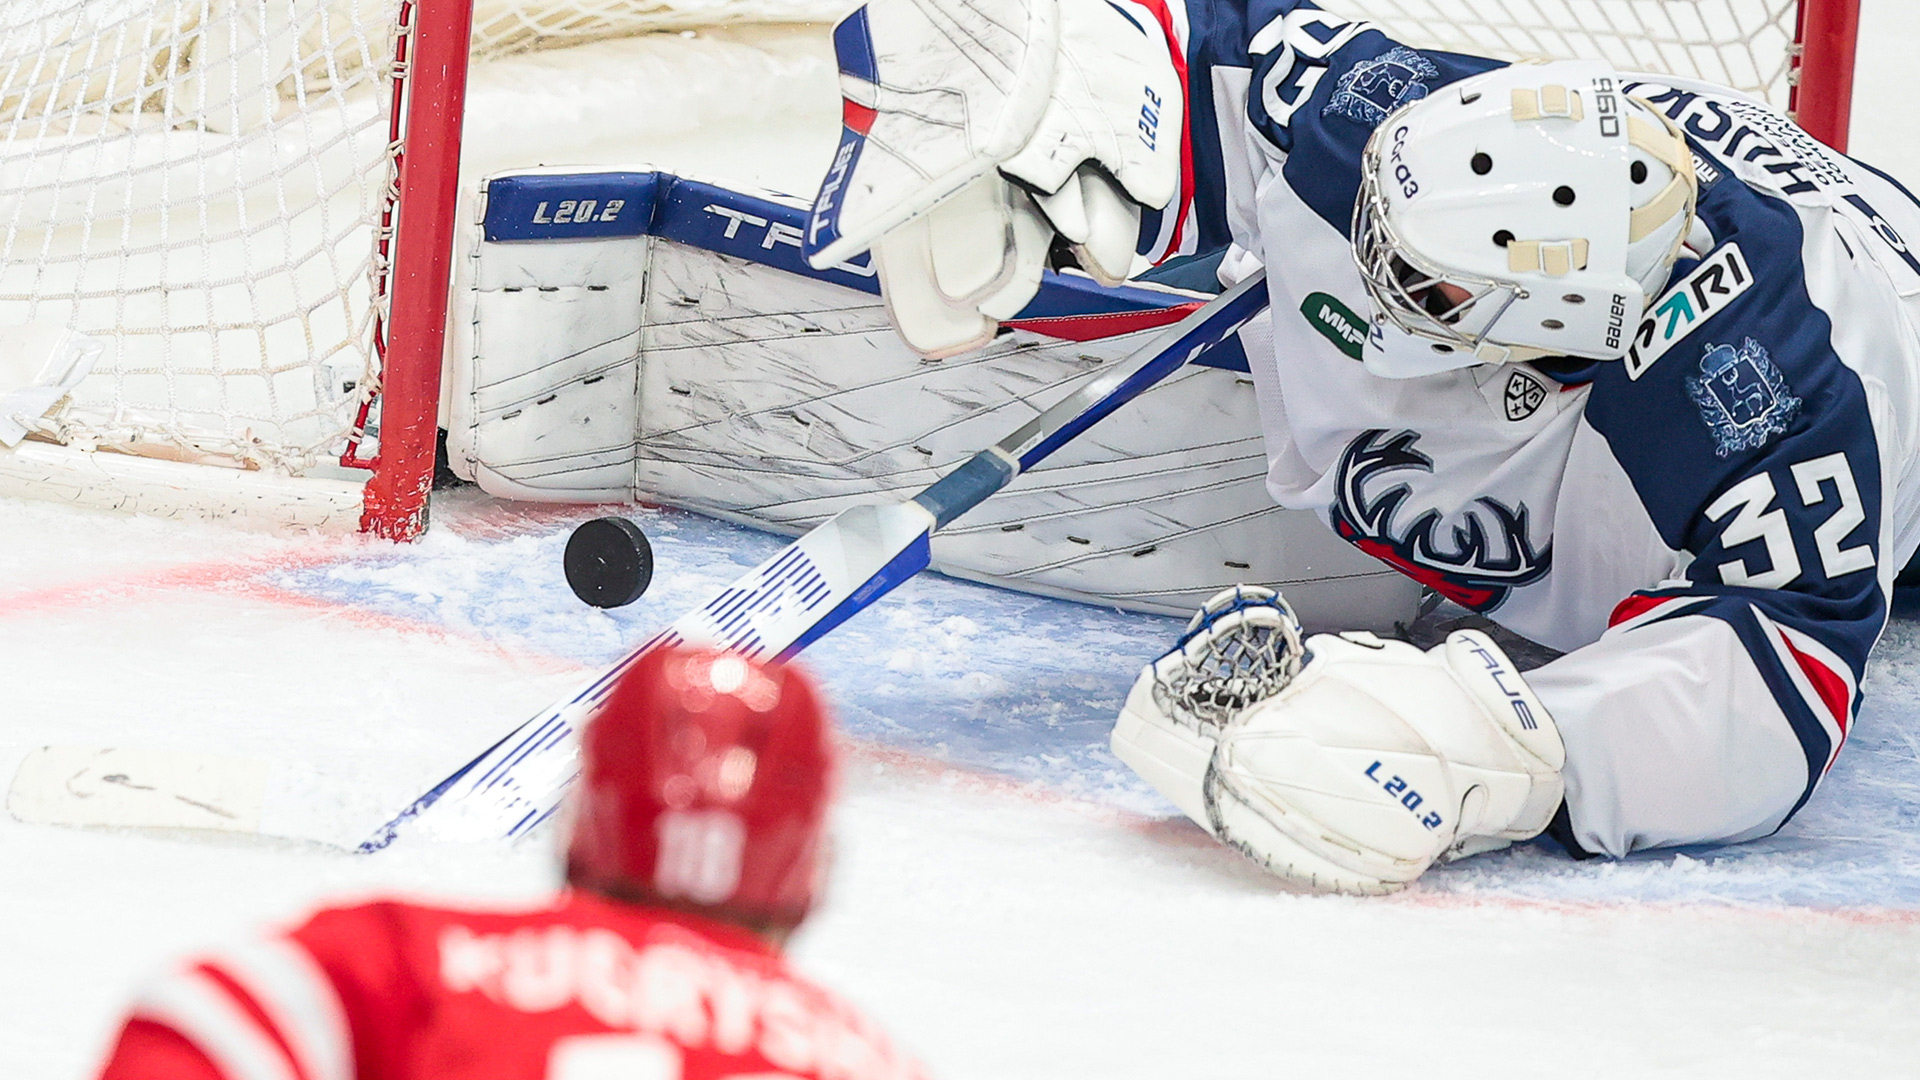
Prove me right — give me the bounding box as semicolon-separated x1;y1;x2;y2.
549;1034;681;1080
1704;452;1875;588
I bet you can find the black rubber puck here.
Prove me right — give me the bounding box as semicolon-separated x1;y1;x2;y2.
565;516;654;608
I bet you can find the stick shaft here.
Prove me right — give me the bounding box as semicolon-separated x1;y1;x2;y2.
361;273;1269;850
914;270;1268;528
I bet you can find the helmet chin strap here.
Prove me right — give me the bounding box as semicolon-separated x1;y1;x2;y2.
1624;102;1699;297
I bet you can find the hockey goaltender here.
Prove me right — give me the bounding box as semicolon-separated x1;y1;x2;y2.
800;0;1920;893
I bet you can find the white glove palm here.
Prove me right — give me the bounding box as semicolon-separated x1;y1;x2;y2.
803;0;1183;357
1112;588;1566;895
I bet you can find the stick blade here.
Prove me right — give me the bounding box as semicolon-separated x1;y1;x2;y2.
373;500;938;849
8;746;269;834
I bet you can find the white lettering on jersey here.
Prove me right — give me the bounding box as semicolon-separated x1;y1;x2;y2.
547;1034;681;1080
437;925;911;1079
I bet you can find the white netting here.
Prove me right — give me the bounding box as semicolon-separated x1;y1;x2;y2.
0;0;842;475
0;0;1811;478
0;0;396;471
1336;1;1802;108
469;0;847;59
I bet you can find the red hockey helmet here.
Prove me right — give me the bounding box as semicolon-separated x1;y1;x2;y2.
567;646;836;931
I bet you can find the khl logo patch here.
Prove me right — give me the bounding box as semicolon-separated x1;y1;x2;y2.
1504;371;1547;421
1685;337;1800;457
1323;47;1438;126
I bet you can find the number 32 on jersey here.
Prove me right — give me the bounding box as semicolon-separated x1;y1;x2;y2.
1704;452;1875;588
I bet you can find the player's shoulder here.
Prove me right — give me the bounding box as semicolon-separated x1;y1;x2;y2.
1227;5;1502;230
411;889;802;987
292;893;552;949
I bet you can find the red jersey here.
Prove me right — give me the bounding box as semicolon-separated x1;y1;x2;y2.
95;891;928;1080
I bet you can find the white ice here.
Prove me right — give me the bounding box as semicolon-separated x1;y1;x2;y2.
8;4;1920;1078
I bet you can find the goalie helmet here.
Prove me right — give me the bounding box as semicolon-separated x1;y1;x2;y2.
1352;60;1697;378
566;647;836;933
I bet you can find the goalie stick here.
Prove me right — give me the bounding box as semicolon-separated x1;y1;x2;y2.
361;270;1270;851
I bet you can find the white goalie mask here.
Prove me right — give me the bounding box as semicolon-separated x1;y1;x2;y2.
1351;60;1698;379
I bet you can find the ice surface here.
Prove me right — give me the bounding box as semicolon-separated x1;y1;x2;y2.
274;495;1920;907
8;489;1920;1079
8;5;1920;1077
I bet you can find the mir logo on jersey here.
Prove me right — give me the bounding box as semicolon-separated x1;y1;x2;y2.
1328;430;1551;611
1301;292;1368;359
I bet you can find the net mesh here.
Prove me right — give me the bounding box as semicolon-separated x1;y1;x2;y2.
0;0;840;475
1334;1;1802;108
0;0;1807;476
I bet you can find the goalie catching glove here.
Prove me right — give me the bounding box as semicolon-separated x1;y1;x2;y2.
1111;588;1565;894
802;0;1183;357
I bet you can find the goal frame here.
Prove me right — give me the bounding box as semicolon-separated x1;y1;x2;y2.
1791;0;1861;152
360;0;477;540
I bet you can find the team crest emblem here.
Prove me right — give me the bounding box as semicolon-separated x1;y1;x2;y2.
1504;371;1547;421
1324;47;1438;126
1328;430;1551;612
1685;338;1800;457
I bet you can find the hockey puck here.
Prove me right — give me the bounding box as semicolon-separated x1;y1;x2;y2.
564;516;655;609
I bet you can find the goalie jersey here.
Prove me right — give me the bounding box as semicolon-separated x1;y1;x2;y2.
93;893;926;1080
1142;0;1920;856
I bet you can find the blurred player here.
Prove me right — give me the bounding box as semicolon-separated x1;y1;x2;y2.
92;647;928;1080
799;0;1920;891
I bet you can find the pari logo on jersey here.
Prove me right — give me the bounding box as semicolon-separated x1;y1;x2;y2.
1687;337;1801;457
1323;46;1437;126
1329;430;1552;611
1624;242;1752;379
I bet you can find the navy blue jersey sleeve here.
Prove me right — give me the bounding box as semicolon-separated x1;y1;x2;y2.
1559;149;1889;839
1166;0;1502;255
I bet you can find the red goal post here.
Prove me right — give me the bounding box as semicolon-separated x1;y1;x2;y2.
361;0;474;540
0;0;1866;541
1792;0;1861;151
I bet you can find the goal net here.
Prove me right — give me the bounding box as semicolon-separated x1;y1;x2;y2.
1337;1;1803;107
0;0;845;532
0;0;1852;534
